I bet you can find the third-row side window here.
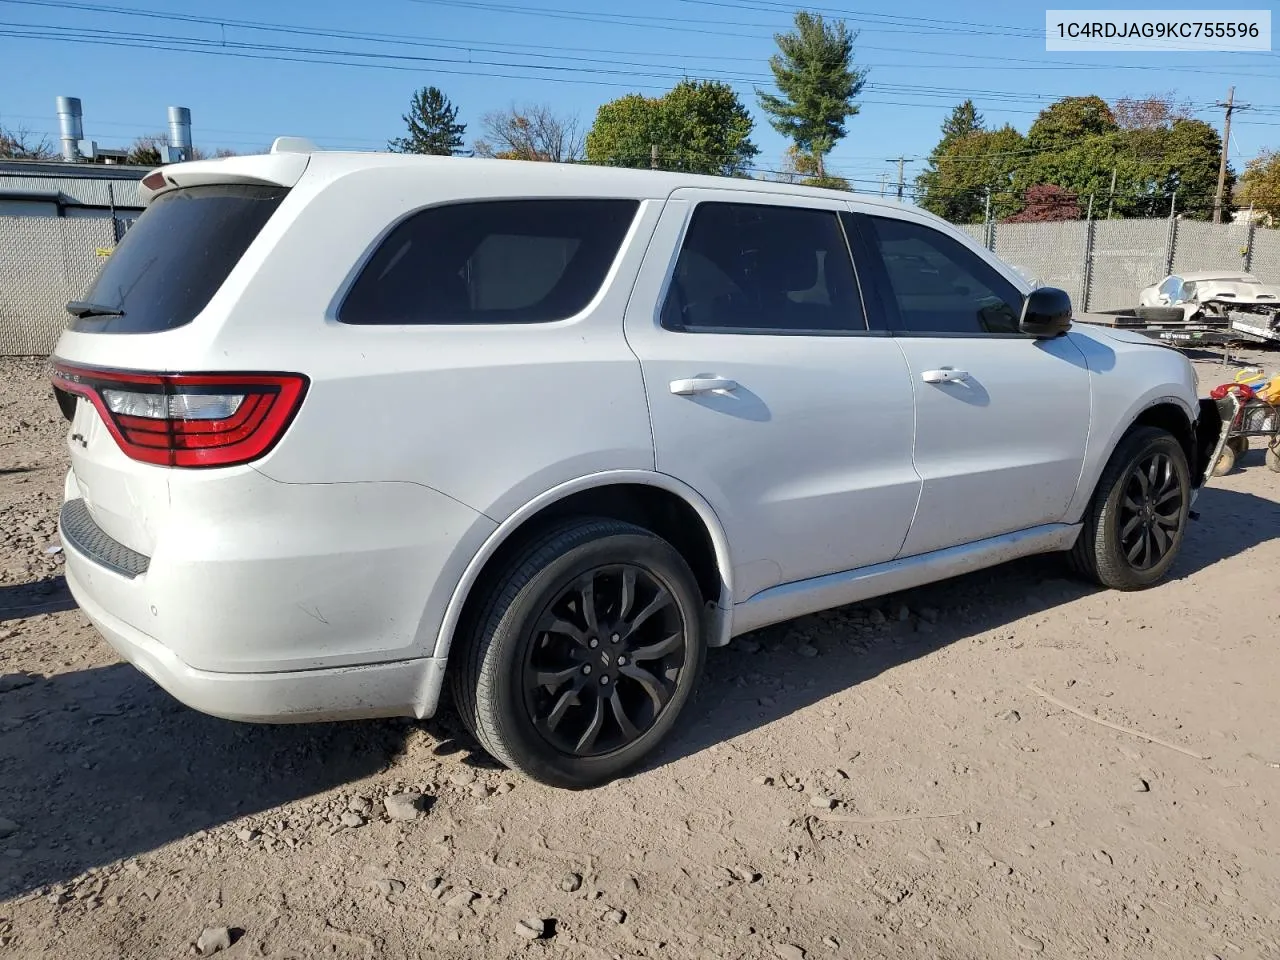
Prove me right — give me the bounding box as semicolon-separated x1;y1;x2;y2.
340;199;639;325
661;202;867;334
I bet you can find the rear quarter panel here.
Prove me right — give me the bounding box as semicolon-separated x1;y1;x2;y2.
220;161;664;524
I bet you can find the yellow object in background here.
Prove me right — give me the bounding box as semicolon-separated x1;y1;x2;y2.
1235;367;1267;388
1257;375;1280;405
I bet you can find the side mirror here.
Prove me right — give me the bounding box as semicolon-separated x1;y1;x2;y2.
1020;286;1072;338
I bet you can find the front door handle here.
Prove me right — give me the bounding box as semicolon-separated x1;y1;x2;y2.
669;377;740;396
921;368;970;384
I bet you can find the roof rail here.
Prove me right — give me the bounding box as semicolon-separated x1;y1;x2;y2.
269;136;319;155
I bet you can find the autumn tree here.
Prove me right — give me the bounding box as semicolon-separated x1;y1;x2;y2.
781;145;849;190
756;10;867;178
1239;149;1280;224
586;80;758;177
1113;92;1195;130
473;104;582;162
1003;184;1081;222
127;133;211;165
388;86;466;156
0;125;55;160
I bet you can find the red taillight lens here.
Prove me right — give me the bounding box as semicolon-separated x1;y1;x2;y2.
51;361;308;468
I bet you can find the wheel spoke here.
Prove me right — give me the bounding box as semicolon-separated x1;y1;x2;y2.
1122;495;1144;514
1140;530;1154;568
621;589;673;640
1133;466;1151;496
1154;512;1180;530
547;618;590;648
575;696;605;752
534;665;580;693
618;568;637;621
545;689;578;732
620;664;670;713
1154;485;1182;507
1146;457;1161;492
580;576;600;635
1120;513;1143;538
609;690;640;741
1126;535;1145;564
630;631;683;662
1151;522;1170;556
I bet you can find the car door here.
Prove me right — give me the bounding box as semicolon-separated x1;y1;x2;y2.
623;190;922;602
845;209;1091;558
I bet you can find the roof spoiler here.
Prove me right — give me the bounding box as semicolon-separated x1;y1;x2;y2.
138;138;318;205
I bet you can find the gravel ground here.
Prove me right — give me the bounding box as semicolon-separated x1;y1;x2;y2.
2;349;1279;960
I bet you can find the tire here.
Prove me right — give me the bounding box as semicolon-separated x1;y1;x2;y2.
1211;443;1237;477
450;517;706;789
1135;305;1190;324
1069;426;1192;591
1267;444;1280;474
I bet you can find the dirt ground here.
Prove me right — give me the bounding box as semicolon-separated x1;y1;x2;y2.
2;347;1279;960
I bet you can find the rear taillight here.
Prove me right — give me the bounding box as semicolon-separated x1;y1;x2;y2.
51;361;308;468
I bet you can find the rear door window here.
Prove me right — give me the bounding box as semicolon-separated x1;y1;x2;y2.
339;199;639;325
70;183;288;334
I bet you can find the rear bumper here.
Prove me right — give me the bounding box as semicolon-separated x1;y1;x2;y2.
64;559;447;722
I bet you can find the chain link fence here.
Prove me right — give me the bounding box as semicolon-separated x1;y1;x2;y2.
0;217;119;357
2;209;1279;356
965;216;1280;314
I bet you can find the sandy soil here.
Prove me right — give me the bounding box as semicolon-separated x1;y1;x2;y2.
2;349;1279;960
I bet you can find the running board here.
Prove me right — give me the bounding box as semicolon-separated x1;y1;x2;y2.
730;523;1081;637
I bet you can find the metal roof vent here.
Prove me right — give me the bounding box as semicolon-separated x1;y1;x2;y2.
165;106;193;163
56;96;84;162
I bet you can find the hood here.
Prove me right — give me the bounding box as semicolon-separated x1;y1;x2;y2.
1192;279;1280;304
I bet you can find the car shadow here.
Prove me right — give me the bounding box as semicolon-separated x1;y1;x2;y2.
0;490;1274;893
647;485;1280;775
0;576;77;622
0;661;412;900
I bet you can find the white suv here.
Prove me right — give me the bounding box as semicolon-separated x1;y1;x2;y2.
52;141;1223;788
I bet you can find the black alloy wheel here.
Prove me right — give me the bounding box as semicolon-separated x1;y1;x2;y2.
522;564;688;757
1114;448;1187;572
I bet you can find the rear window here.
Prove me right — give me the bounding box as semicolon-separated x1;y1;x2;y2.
339;199;639;325
70;183;287;334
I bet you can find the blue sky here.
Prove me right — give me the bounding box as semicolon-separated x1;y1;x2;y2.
1;0;1277;191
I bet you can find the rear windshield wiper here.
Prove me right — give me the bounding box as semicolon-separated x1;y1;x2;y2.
66;300;126;319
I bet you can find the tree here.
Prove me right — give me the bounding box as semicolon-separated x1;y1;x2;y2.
756;10;867;177
1003;184;1081;222
388;86;466;156
127;133;210;165
941;99;984;143
1239;149;1280;224
915;101;1023;222
586;80;758;177
916;125;1026;223
0;125;55;160
781;145;849;189
127;134;165;166
474;104;582;162
1114;92;1195;131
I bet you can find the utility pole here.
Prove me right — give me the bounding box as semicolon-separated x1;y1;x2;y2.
892;156;911;201
650;143;659;170
879;172;889;197
1106;167;1117;220
1212;86;1249;224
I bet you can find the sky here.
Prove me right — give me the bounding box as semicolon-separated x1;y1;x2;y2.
1;0;1278;193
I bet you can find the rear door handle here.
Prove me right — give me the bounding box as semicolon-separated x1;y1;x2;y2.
669;377;740;396
921;368;970;384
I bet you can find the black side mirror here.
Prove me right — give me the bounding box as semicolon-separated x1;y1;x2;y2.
1020;286;1072;338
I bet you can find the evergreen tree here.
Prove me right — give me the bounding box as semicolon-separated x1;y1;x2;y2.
389;87;466;156
755;11;867;177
